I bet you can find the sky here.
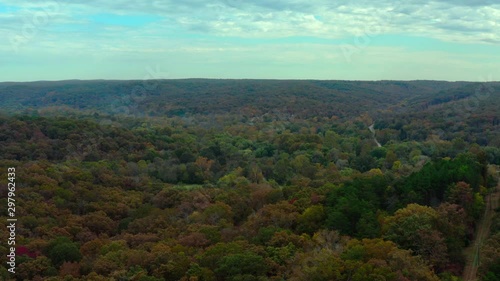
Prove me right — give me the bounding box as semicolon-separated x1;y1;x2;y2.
0;0;499;82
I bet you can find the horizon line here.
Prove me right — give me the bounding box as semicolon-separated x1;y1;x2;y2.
1;78;498;84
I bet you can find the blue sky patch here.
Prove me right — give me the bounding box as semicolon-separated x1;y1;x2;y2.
0;3;20;13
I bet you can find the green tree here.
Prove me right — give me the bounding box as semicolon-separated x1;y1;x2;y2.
46;237;82;267
297;205;326;234
215;253;268;281
383;204;448;270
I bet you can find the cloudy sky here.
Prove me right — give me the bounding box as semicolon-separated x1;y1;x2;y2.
0;0;499;81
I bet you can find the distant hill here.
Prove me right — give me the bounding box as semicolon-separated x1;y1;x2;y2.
0;79;476;118
1;79;498;146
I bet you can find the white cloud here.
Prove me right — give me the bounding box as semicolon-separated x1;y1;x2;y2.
0;0;499;81
0;0;498;43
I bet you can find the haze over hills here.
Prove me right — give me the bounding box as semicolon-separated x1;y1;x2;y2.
0;79;494;116
1;79;498;145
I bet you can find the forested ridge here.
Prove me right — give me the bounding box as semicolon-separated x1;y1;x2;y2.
0;80;499;281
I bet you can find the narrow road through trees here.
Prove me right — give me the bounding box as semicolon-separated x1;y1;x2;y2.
463;181;500;281
368;124;382;147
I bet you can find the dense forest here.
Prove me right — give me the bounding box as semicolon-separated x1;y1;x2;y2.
0;79;499;281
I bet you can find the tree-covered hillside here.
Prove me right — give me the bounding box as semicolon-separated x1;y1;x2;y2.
0;80;498;281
